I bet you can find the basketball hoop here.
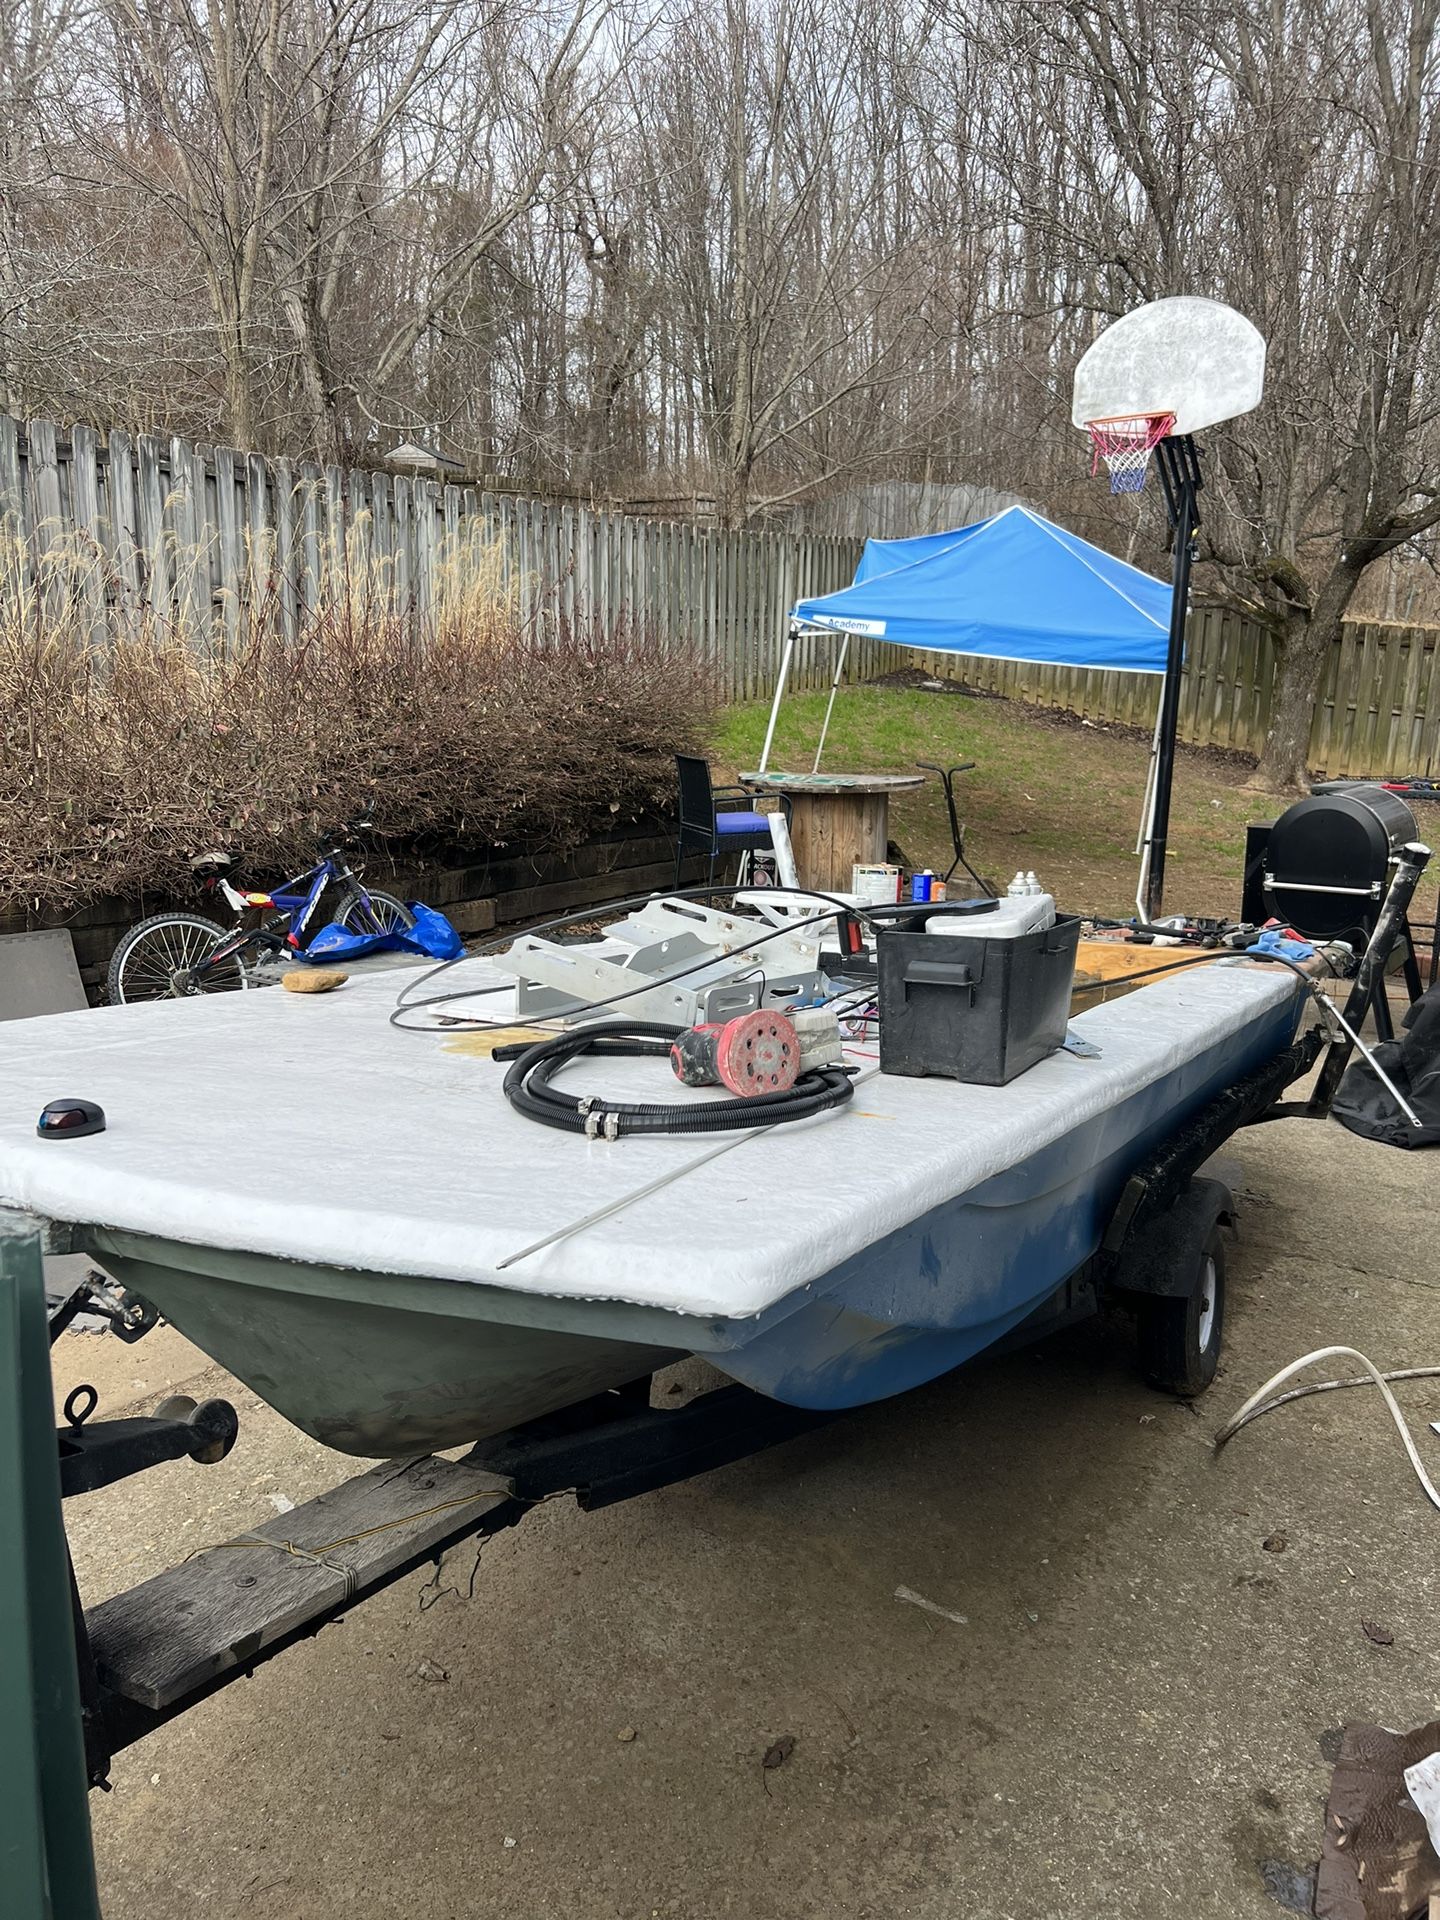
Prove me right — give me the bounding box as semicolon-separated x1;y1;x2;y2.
1084;412;1175;494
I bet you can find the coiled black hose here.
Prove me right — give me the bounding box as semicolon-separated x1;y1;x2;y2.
497;1021;856;1138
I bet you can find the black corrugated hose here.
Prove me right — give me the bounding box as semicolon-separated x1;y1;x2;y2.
496;1021;856;1139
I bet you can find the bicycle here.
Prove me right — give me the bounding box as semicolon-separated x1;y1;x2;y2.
107;810;416;1004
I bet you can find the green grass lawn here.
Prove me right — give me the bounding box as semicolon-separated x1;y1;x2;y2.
713;683;1284;921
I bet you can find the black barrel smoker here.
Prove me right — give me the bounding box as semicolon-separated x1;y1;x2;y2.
1245;782;1426;1035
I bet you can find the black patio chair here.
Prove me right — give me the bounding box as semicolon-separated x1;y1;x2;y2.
673;755;790;888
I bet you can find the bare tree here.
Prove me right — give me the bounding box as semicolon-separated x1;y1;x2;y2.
7;0;1437;751
631;0;968;524
0;0;85;416
977;0;1440;788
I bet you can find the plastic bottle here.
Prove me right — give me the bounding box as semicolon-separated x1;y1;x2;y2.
1024;870;1040;895
1007;871;1028;897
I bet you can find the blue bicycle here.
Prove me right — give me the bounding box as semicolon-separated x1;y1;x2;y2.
107;810;415;1003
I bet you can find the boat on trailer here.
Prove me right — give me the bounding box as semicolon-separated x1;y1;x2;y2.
6;848;1431;1877
0;940;1311;1457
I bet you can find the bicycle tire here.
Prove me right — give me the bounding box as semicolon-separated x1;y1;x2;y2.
335;889;416;936
107;912;251;1004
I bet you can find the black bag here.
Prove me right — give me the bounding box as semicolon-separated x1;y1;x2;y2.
1332;981;1440;1148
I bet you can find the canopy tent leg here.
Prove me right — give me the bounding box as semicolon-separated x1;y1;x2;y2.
812;632;851;774
758;624;797;775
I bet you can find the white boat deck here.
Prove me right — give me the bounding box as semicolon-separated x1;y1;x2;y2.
0;962;1300;1320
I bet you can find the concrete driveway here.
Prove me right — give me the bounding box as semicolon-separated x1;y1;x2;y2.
57;1109;1439;1919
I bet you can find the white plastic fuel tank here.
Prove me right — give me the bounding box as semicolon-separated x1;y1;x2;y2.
925;893;1056;939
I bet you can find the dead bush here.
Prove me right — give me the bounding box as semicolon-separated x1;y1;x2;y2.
0;537;716;912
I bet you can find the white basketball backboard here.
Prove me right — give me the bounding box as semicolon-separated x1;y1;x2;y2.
1072;296;1266;437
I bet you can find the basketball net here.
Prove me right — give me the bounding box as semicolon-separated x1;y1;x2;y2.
1084;412;1175;494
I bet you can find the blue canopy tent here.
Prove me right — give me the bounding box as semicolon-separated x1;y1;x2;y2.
757;503;1179;915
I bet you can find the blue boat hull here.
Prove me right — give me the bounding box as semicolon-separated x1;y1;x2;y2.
694;988;1301;1409
65;982;1301;1455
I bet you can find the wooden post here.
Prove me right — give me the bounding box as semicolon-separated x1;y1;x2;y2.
212;446;242;650
105;429;140;610
273;458;297;639
68;423;108;649
135;434;169;621
26;418;63;617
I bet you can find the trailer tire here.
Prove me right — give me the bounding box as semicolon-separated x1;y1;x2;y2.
1136;1220;1226;1397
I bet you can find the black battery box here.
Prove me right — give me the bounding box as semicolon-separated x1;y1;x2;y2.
877;914;1081;1085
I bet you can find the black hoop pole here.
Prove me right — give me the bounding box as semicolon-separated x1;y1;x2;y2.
1144;435;1202;922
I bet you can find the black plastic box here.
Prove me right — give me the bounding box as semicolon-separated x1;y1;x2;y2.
876;914;1082;1086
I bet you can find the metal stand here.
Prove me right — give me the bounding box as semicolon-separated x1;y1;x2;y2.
1308;841;1433;1115
1366;921;1425;1040
1143;436;1203;923
915;761;995;895
813;631;851;772
758;621;798;774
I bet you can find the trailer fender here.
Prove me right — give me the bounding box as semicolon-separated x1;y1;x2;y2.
1105;1175;1236;1300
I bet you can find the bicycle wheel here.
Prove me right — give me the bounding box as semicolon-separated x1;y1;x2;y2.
107;913;251;1004
336;889;416;936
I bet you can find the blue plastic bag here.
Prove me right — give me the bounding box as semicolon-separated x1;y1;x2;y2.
396;902;465;960
301;921;404;961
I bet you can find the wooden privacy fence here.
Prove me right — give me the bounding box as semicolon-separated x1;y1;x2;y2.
913;605;1440;778
0;413;865;704
2;412;1438;776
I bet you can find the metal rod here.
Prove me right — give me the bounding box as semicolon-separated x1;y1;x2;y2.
1135;703;1162;857
497;1065;882;1269
1308;840;1432;1115
1145;435;1201;922
1314;990;1424;1129
1133;701;1164;921
812;631;851;773
1260;877;1382;897
758;623;797;775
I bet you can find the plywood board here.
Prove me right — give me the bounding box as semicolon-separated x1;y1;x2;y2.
0;931;89;1021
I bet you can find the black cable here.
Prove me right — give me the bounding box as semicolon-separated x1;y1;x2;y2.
499;1021;857;1138
388;883;886;1035
496;947;1321;1141
392;873;1330;1047
390;910;840;1036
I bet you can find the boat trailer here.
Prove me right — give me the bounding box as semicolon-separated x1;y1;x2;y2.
3;1013;1330;1915
6;842;1429;1915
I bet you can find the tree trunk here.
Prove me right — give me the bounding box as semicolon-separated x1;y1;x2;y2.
1251;568;1360;792
222;332;258;450
716;473;752;529
280;285;342;463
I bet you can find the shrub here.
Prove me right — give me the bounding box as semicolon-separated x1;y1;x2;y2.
0;531;717;912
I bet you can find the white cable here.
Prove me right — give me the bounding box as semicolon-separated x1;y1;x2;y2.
1217;1364;1440;1435
1214;1345;1440;1514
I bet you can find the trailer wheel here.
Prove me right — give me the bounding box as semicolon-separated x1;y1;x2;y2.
1136;1221;1226;1397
